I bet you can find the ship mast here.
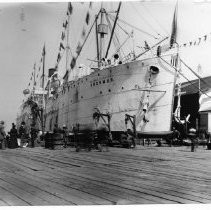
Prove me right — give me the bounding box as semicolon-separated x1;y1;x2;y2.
105;2;121;59
41;44;46;135
32;63;36;101
66;10;71;79
96;2;121;65
99;4;107;62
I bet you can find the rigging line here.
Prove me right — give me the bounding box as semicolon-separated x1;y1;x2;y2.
159;56;211;99
109;12;131;56
108;14;129;36
180;58;211;89
111;32;132;59
129;2;160;37
75;11;100;61
140;2;169;36
106;14;126;58
105;2;122;59
109;13;158;39
105;13;120;55
135;36;168;60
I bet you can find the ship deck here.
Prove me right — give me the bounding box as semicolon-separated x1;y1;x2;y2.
0;145;210;205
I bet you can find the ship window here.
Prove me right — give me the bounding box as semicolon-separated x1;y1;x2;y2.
96;82;98;85
98;73;100;76
74;85;75;87
103;80;105;84
100;91;102;94
107;79;109;83
108;89;111;92
93;83;95;86
122;87;124;90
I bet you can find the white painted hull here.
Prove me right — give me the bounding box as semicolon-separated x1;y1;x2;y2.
45;56;176;133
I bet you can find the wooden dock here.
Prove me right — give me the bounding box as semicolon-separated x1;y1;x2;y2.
0;145;210;205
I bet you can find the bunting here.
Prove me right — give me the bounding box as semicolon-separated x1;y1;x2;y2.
73;1;93;59
81;28;86;38
60;42;65;51
63;20;68;29
76;42;82;55
170;3;177;48
70;57;76;69
85;12;90;25
61;32;65;40
42;44;46;56
177;32;211;49
57;53;61;62
198;37;201;45
68;2;73;15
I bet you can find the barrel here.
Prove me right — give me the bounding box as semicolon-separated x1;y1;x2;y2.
45;133;64;149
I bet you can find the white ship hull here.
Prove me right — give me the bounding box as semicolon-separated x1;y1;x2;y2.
45;56;176;134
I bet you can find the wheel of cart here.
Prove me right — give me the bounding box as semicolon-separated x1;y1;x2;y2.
75;131;93;152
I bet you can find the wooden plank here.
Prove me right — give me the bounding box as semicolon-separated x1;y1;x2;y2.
0;146;210;205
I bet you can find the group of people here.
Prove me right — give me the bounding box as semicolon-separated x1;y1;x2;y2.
0;121;40;149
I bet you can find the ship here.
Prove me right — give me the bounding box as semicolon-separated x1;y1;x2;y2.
18;2;180;140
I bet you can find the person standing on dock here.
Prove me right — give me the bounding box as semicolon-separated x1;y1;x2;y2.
0;121;6;149
62;125;68;148
189;128;196;152
9;123;18;149
30;123;38;148
19;121;27;148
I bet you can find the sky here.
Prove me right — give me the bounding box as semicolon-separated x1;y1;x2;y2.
1;0;211;131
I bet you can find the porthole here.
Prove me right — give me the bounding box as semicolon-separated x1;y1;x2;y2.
96;82;98;85
103;80;105;84
100;91;102;94
108;89;111;92
122;87;124;90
